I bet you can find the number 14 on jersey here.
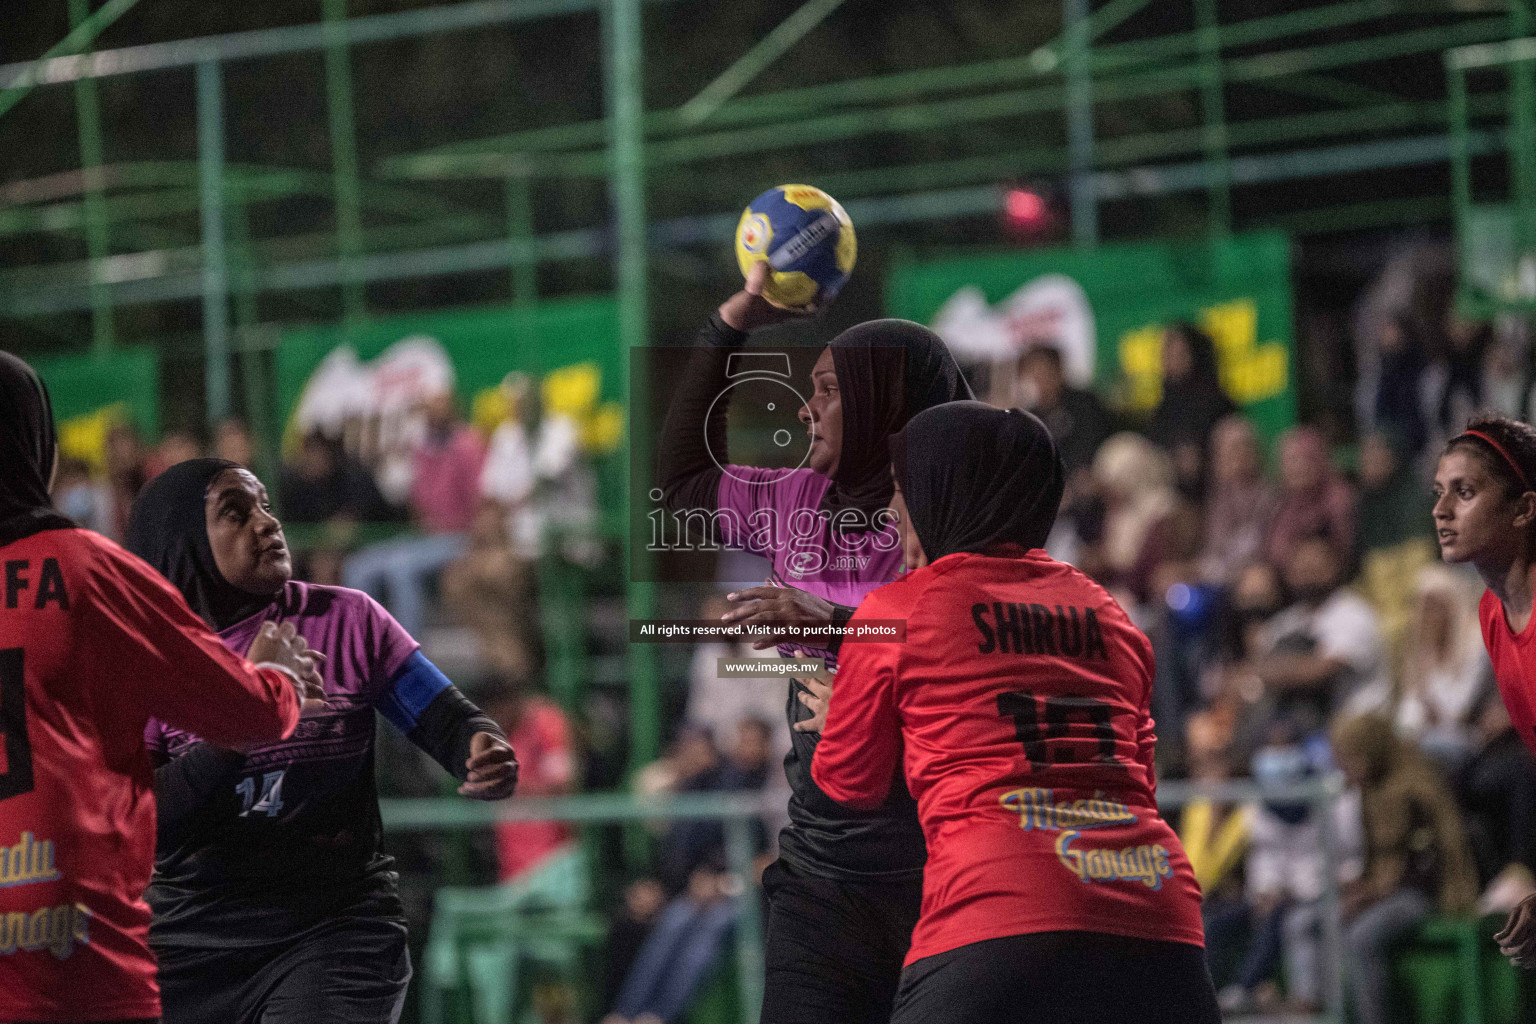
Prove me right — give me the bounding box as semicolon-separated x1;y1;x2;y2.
236;769;286;818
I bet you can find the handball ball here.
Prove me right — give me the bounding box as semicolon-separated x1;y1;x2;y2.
735;184;857;309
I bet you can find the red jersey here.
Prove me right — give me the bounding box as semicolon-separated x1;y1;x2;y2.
812;549;1204;965
0;526;301;1022
1478;590;1536;760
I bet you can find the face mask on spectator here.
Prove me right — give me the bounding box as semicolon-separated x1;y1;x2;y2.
1252;743;1315;824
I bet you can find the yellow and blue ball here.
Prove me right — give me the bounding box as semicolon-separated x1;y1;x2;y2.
735;184;857;309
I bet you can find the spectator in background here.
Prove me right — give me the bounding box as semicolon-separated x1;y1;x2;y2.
1433;309;1490;442
1144;499;1217;769
656;719;772;894
49;455;112;534
1356;430;1438;658
1091;432;1178;603
1218;719;1360;1016
1016;344;1113;481
278;431;397;586
1394;565;1494;772
485;685;578;883
105;419;150;540
144;427;204;480
606;719;774;1024
1181;710;1253;991
1332;714;1478;1024
1238;538;1390;745
410;387;486;535
602;867;736;1024
442;499;537;686
344;387;485;637
278;431;394;524
685;593;792;765
1264;426;1357;572
1357;431;1435;559
479;372;540;557
604;879;668;1013
1371;315;1430;460
1200;415;1276;588
1145;321;1237;498
1481;328;1529;422
214;417;255;468
480;371;602;566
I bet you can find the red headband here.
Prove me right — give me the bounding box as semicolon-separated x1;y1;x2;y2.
1459;429;1533;493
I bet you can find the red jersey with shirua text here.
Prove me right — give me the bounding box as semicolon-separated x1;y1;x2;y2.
812;549;1204;966
0;526;301;1022
1478;590;1536;761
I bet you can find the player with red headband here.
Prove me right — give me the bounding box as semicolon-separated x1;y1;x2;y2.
1433;413;1536;968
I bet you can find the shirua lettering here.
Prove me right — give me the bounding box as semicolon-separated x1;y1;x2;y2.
999;788;1138;832
0;833;60;889
0;902;91;960
972;603;1107;659
1055;830;1172;890
3;559;70;611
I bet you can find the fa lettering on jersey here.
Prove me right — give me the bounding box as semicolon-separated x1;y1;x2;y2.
971;602;1107;659
3;558;70;611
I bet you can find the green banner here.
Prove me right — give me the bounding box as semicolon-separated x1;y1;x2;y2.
275;297;623;426
274;298;625;515
885;231;1296;441
29;348;160;471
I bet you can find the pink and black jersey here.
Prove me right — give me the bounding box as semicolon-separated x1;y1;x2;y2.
655;315;970;882
143;580;434;947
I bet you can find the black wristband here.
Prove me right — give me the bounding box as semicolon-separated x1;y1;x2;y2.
703;311;750;348
410;686;507;781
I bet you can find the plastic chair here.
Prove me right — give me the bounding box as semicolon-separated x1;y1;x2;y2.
421;846;607;1024
1391;915;1527;1024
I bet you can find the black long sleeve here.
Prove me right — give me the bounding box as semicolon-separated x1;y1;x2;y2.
408;685;507;782
153;742;247;840
655;313;750;516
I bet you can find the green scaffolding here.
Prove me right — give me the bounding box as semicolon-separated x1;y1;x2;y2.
4;0;1536;896
1448;17;1536;315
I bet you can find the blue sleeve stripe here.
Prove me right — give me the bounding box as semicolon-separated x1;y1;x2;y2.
377;650;452;734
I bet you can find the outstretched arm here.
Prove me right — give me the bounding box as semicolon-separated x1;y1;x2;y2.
377;651;518;799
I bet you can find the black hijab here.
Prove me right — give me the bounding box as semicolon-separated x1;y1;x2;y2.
125;458;274;631
890;401;1064;562
0;351;72;545
820;319;973;529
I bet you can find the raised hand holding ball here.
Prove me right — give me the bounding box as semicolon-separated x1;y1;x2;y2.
734;184;856;310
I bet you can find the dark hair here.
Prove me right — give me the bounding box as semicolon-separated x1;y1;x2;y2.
1443;412;1536;500
1164;321;1221;385
1020;345;1064;370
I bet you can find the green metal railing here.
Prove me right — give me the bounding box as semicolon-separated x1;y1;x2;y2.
6;0;1531;368
1449;27;1536;314
384;790;773;1024
380;777;1350;1024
